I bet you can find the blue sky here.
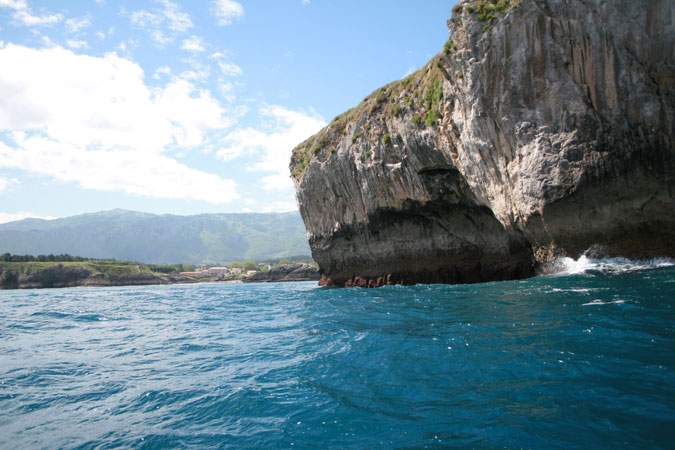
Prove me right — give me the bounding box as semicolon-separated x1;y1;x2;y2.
0;0;455;222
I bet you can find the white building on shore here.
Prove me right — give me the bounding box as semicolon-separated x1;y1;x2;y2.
207;266;229;276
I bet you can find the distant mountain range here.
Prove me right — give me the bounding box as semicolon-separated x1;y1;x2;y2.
0;209;311;264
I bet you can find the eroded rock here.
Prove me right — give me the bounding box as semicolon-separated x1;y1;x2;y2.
291;0;675;287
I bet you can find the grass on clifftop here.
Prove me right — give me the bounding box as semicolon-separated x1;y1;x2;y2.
460;0;518;25
290;57;447;179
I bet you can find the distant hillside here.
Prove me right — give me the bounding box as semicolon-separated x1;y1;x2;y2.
0;209;310;264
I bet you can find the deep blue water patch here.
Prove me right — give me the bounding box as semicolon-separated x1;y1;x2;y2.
1;262;674;449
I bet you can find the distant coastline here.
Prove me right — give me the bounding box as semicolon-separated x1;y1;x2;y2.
0;259;319;290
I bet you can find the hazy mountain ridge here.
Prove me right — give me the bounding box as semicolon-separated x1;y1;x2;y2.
0;209;310;264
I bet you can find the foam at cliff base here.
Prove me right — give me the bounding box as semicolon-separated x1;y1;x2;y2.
555;254;675;276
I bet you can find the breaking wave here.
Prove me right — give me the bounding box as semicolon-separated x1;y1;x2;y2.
554;253;675;277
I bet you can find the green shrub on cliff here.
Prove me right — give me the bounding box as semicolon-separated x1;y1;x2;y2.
375;88;387;104
443;40;457;55
467;0;513;22
393;105;401;116
383;133;391;146
494;0;511;12
351;131;364;143
424;109;441;126
427;77;442;103
412;115;421;125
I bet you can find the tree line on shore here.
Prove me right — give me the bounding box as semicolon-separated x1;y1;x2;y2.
0;253;193;274
2;253;95;263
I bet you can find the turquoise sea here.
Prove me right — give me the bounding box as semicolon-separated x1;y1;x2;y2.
1;257;674;449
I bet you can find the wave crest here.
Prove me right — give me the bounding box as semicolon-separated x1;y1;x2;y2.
552;253;674;277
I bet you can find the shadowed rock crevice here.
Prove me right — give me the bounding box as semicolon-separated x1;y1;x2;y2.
313;198;534;287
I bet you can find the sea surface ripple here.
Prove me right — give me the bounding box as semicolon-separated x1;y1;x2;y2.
1;259;674;449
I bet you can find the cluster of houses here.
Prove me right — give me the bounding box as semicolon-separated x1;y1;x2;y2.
179;264;265;278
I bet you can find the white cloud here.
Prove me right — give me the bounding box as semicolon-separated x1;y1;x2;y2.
151;30;172;45
218;106;325;191
159;0;192;32
65;15;92;34
0;211;57;224
0;44;238;202
40;35;58;48
218;81;236;102
154;65;171;79
0;140;238;203
130;0;192;36
96;31;105;40
130;9;162;29
0;0;63;26
301;0;311;4
14;9;62;26
260;173;295;191
0;0;27;9
0;176;19;194
181;35;204;52
211;0;244;26
260;200;298;213
180;67;210;81
209;51;235;61
154;79;231;147
218;61;242;77
66;39;88;50
115;39;137;56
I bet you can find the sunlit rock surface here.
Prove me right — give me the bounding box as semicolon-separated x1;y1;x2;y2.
291;0;675;287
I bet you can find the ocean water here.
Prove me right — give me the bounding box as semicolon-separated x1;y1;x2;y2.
1;258;674;449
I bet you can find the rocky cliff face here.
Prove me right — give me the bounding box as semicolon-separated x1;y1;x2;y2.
291;0;675;287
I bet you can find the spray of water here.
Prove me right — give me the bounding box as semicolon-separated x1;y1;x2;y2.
553;251;674;277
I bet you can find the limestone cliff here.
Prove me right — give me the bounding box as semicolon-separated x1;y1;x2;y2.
291;0;675;287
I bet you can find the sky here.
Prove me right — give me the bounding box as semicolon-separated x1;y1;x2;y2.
0;0;455;223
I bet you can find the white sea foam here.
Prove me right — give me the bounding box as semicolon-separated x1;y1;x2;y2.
582;299;626;306
553;252;675;277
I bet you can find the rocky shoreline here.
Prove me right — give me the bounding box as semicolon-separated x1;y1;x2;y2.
0;263;319;290
243;263;320;283
291;0;675;287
